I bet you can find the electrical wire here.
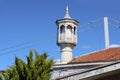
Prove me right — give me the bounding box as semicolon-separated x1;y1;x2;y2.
108;23;120;28
0;38;55;56
0;18;103;54
0;34;56;52
0;17;119;56
0;34;56;55
0;39;40;51
0;44;38;55
0;18;102;55
78;18;103;33
109;17;120;24
78;18;103;28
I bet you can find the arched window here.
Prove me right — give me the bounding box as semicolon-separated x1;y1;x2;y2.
67;25;72;33
74;27;76;35
60;25;65;34
66;25;72;41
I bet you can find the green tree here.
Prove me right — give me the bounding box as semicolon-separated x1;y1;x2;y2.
1;50;54;80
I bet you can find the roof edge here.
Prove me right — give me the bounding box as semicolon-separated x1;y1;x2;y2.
70;47;120;63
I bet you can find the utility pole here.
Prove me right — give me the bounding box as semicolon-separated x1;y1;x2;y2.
104;17;110;48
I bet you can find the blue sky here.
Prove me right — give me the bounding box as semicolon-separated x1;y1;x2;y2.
0;0;120;70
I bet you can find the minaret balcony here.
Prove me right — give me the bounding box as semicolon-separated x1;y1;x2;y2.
57;35;77;46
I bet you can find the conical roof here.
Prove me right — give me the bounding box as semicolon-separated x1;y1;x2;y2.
64;6;71;19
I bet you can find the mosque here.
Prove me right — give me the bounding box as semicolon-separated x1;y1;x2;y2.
51;6;120;80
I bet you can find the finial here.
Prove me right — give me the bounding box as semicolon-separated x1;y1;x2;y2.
64;6;71;19
66;6;69;14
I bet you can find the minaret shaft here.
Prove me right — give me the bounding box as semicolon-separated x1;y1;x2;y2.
60;44;73;63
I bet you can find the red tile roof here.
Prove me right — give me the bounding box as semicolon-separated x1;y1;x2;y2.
70;47;120;63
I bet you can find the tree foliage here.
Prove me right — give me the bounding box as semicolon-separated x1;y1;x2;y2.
0;50;54;80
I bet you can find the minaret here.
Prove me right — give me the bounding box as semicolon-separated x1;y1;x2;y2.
56;6;79;63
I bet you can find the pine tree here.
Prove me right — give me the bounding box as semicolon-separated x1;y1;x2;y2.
1;50;54;80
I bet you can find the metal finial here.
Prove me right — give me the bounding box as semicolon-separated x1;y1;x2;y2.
66;6;69;14
64;6;71;19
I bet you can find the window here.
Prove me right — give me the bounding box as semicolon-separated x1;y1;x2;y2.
74;27;76;35
60;25;65;34
66;25;72;40
67;25;72;33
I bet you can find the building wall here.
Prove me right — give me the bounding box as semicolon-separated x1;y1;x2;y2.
51;65;98;79
96;72;120;80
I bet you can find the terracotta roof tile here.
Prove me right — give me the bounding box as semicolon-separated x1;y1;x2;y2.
70;47;120;63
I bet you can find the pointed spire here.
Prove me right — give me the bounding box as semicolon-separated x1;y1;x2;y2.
66;6;69;14
64;6;71;19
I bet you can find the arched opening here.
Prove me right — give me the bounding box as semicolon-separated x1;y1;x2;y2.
67;25;72;33
60;25;65;34
66;25;72;41
74;27;76;35
60;25;65;40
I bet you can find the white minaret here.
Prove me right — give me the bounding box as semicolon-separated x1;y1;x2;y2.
56;6;79;63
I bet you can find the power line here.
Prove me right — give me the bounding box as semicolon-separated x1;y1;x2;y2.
0;17;120;56
109;23;120;28
0;43;40;55
78;18;103;33
0;40;39;51
107;17;120;29
109;17;120;24
0;38;56;56
0;34;56;52
0;18;102;53
0;33;57;56
78;18;103;28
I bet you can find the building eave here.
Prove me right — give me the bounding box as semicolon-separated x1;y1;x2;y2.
54;60;120;80
52;61;117;70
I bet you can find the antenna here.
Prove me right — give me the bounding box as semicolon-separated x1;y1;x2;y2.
104;17;110;48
